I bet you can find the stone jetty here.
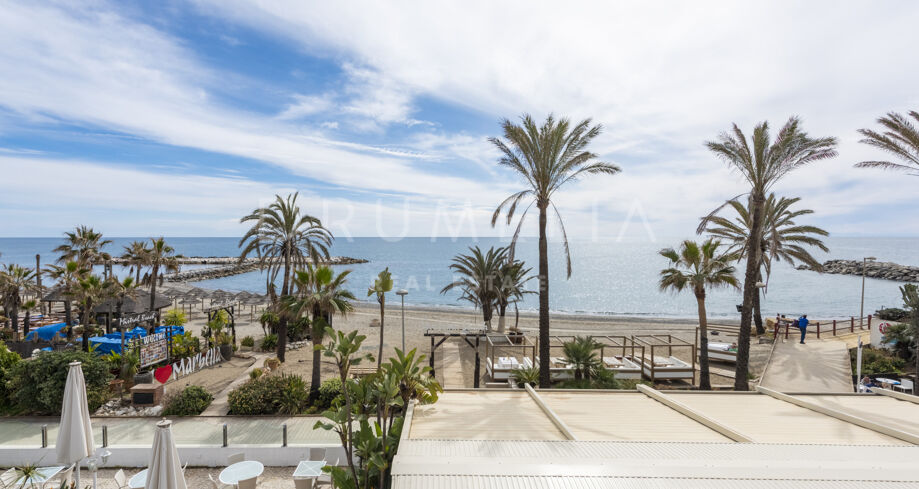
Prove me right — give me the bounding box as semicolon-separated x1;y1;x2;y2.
108;256;367;283
798;259;919;282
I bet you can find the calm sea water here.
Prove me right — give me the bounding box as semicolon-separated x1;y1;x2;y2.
0;236;916;319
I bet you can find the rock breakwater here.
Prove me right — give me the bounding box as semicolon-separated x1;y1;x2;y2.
148;256;368;282
798;259;919;282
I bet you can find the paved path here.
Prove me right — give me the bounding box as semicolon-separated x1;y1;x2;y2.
438;341;466;388
0;416;338;448
760;338;853;393
201;353;266;415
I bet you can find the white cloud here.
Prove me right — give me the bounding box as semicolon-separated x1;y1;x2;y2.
276;94;335;120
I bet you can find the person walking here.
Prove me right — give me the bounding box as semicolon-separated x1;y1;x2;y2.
797;314;809;344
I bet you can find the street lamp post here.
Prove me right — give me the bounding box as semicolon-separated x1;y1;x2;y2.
396;289;408;351
860;257;876;328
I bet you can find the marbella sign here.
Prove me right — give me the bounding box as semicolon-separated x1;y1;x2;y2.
169;348;223;380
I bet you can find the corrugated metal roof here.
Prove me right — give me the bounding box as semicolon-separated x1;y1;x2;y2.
392;475;919;489
410;391;565;440
797;394;919;434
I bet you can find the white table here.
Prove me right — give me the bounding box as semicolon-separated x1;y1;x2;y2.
128;468;148;489
220;461;264;485
293;460;327;478
876;377;901;386
1;465;65;488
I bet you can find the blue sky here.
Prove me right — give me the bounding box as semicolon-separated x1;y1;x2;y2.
0;1;917;238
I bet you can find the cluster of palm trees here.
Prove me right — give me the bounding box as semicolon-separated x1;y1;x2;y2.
441;245;534;333
0;227;182;352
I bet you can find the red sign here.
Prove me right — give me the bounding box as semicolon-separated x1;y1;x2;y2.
154;364;173;384
879;322;890;334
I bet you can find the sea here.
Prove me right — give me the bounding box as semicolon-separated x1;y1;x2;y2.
0;236;916;320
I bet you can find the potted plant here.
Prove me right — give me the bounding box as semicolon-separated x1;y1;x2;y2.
240;336;255;352
217;332;233;361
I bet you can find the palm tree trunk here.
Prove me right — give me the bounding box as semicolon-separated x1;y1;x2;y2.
753;289;765;335
735;193;765;390
277;253;291;362
483;304;493;331
696;290;711;390
149;264;158;327
9;305;18;333
135;265;141;285
497;304;507;333
537;204;551;388
23;310;31;337
64;299;73;340
81;303;91;352
308;308;325;404
377;297;385;370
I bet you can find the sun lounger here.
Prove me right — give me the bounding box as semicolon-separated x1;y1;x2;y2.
639;354;693;381
602;356;642;380
701;341;737;363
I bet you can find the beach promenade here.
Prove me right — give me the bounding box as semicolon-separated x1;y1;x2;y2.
760;337;854;393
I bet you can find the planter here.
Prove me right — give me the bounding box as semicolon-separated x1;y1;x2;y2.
219;344;233;361
134;371;154;385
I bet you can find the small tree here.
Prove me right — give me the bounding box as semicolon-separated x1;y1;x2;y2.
562;336;602;381
659;239;739;390
368;268;393;370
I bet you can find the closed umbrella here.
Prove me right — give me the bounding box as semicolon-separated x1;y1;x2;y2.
57;361;95;488
145;419;187;489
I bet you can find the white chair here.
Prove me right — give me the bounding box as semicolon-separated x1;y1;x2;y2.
55;464;75;488
113;469;128;489
293;478;312;489
894;379;914;393
309;447;327;461
227;452;245;465
237;477;257;489
315;457;340;487
0;467;15;489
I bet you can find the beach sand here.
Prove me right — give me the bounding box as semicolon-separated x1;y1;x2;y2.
170;301;747;393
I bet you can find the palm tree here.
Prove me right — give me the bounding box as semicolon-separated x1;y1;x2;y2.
21;299;38;337
495;258;534;333
706;117;836;390
111;276;138;345
285;265;355;403
239;193;332;362
368;268;393;370
0;264;37;334
74;274;113;351
855;110;919;175
700;194;829;334
561;336;603;381
54;226;112;267
659;239;739;390
490;114;621;387
440;246;508;331
143;238;181;324
121;241;150;284
45;261;87;340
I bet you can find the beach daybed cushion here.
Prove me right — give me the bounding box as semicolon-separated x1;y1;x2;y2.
24;322;67;341
708;342;734;352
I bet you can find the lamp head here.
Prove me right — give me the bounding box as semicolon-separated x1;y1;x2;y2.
396;289;408;296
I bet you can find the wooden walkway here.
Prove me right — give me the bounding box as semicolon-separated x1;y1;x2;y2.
438;341;467;388
760;338;854;393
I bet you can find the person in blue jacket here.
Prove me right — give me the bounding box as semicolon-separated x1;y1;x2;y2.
798;314;809;344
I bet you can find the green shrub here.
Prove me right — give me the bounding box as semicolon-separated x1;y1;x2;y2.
261;334;278;352
511;366;540;388
876;307;909;321
317;378;343;408
556;367;621;389
287;317;310;342
7;350;113;415
228;373;309;415
163;385;213;416
241;336;255;348
249;367;264;380
162;309;188;326
851;346;907;375
0;341;22;409
172;332;201;360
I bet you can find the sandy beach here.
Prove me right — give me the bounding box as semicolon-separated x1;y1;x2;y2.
167;300;744;395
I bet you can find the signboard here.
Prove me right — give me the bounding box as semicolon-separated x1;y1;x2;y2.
170;348;222;380
134;332;168;367
207;299;235;312
114;311;157;328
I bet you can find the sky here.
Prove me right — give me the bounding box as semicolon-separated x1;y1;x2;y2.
0;0;917;239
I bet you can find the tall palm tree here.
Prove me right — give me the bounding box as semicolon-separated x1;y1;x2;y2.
490;114;621;387
705;117;836;390
143;238;182;323
121;241;151;284
74;274;113;351
855;110;919;175
45;261;88;340
284;265;355;403
111;276;139;343
239;193;333;362
700;194;829;334
0;264;37;333
368;268;393;370
659;239;739;390
495;258;534;333
54;226;112;267
440;246;508;330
